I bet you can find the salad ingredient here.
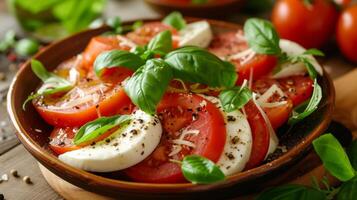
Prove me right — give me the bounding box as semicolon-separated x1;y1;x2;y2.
124;59;173;114
256;184;326;200
271;0;338;48
93;50;144;77
289;79;322;125
337;5;357;63
178;21;213;48
312;133;355;182
146;30;173;56
278;76;314;106
337;176;357;200
124;93;226;183
49;127;81;155
59;110;162;172
219;85;252;112
14;39;39;56
181;155;225;184
347;140;357;170
165;46;237;88
162;11;186;31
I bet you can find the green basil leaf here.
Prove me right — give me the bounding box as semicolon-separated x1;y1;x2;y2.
303;48;325;57
336;176;357;200
124;59;173;114
23;59;73;110
94;50;145;76
132;20;144;30
288;79;322;125
347;140;357;170
243;18;281;55
256;184;326;200
313;133;356;182
219;86;252;112
162;11;186;30
147;30;173;56
74;115;131;145
15;38;40;56
181;155;225;184
165;46;237;88
106;16;122;31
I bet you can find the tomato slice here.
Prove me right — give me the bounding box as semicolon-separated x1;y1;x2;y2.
278;75;313;106
124;93;226;183
208;31;248;58
81;35;134;69
126;22;178;46
244;101;270;170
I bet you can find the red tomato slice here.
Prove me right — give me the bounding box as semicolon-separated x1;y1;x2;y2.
208;31;248;58
244;101;270;170
278;76;313;106
81;35;134;69
124;93;226;183
126;22;178;46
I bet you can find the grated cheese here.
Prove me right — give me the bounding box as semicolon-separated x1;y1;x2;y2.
228;48;256;66
257;84;286;105
169;129;200;157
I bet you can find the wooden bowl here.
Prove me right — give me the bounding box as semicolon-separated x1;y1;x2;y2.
7;18;335;199
144;0;245;17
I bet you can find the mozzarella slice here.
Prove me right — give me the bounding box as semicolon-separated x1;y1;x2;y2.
179;21;213;48
202;95;252;176
59;110;162;172
272;39;323;79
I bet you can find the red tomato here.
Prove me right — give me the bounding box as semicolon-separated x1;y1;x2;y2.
126;22;178;46
272;0;339;48
278;76;314;106
208;31;277;84
81;35;133;68
124;93;226;183
337;5;357;63
244;101;270;169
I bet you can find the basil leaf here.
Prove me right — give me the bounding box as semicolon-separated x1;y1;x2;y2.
124;59;173;114
165;46;237;88
94;50;145;76
288;79;322;125
303;48;325;57
106;16;122;31
256;184;326;200
336;176;357;200
313;133;356;182
219;86;252;112
147;30;173;56
162;11;186;30
74;115;131;145
243;18;281;55
23;60;73;110
347;140;357;170
15;38;40;56
181;155;225;184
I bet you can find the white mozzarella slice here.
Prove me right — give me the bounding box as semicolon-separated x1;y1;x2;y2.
272;39;323;79
202;95;252;176
179;21;213;48
59;110;162;172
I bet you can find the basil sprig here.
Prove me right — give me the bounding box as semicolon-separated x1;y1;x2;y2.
165;46;237;88
105;16;143;34
288;79;322;125
162;11;186;30
256;184;326;200
124;59;173;114
181;155;225;184
146;30;173;56
94;50;145;76
74;115;131;145
219;86;252;112
336;176;357;200
244;18;324;79
313;133;356;182
23;59;73;110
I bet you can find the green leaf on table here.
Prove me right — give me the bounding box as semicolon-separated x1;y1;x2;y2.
74;115;131;145
243;18;282;55
124;59;173;114
15;38;40;56
288;79;322;125
165;46;237;88
162;11;186;30
313;133;356;182
219;86;252;112
256;184;326;200
94;50;145;76
23;59;73;110
181;155;225;184
347;140;357;170
336;176;357;200
147;30;173;56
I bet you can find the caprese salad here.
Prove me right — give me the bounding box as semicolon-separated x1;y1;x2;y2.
24;12;324;184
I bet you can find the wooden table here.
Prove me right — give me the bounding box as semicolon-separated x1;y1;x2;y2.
0;1;356;199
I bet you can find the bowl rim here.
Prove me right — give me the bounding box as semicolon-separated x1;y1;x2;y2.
7;17;335;193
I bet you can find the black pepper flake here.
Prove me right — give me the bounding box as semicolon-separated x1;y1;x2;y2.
225;152;235;160
141;151;144;155
231;136;239;144
227;115;236;122
105;138;111;143
196;107;202;112
142;143;145;148
130;129;138;135
122;133;127;137
138;119;144;124
95;104;99;109
144;126;148;130
226;166;231;170
112;142;118;147
91;142;96;146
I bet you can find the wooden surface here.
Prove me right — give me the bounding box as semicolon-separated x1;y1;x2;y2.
0;0;356;200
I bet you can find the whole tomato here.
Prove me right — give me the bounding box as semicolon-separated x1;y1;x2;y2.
271;0;339;49
337;5;357;63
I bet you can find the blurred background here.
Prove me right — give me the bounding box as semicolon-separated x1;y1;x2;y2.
0;0;357;199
